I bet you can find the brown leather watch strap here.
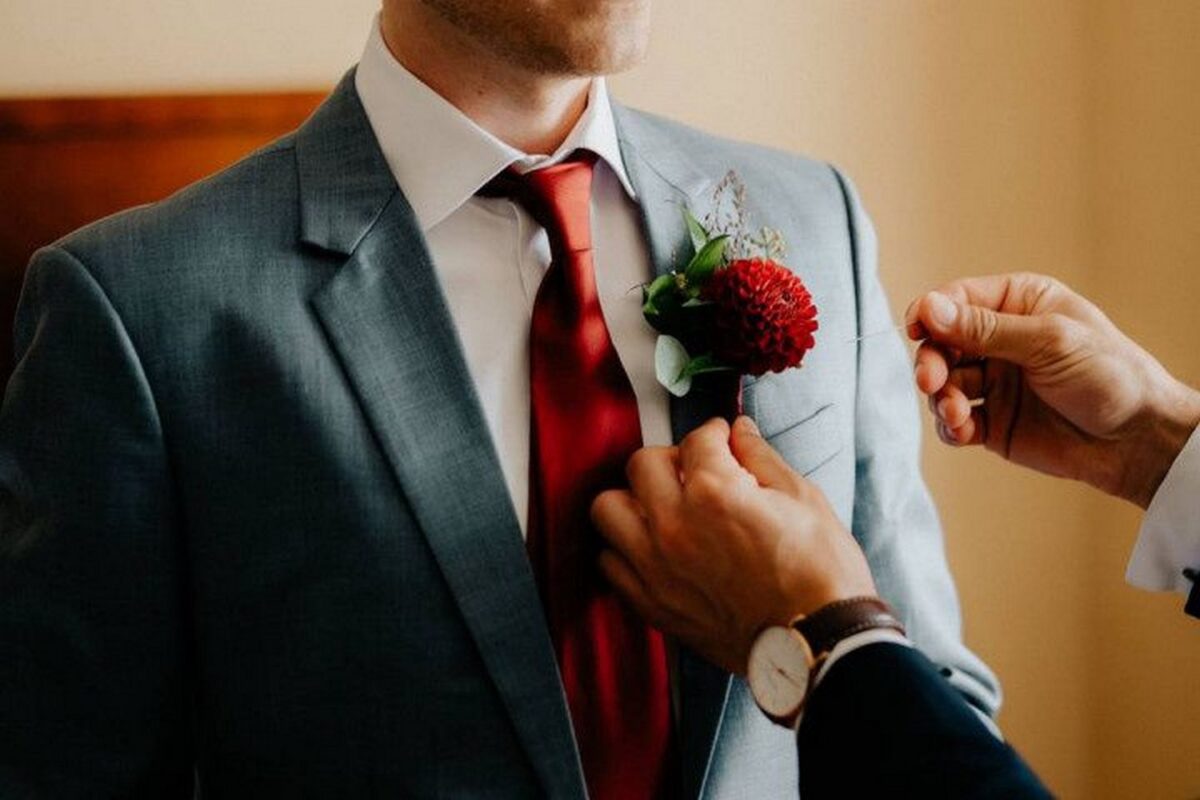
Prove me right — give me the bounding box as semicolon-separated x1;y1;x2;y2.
793;596;906;657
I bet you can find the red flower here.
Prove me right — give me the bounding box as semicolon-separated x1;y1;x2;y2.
702;258;819;376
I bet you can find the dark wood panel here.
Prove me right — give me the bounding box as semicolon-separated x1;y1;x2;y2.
0;91;326;379
0;92;328;139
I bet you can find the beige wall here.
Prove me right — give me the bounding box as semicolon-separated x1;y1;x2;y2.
1084;4;1200;799
4;1;1199;797
0;0;377;95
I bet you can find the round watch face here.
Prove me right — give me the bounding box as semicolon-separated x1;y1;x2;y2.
747;626;812;719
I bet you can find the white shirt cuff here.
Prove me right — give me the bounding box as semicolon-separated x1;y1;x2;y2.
1127;425;1200;593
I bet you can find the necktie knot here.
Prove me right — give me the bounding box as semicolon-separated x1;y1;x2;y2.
478;151;597;254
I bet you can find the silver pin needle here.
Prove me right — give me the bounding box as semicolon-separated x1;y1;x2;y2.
846;323;909;344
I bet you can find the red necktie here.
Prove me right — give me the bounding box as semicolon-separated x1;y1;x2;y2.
480;154;675;799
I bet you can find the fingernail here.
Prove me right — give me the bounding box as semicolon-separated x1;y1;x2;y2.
936;397;951;421
928;292;958;327
737;415;760;436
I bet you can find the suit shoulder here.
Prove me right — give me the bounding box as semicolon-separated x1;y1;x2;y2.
615;106;848;204
53;133;300;278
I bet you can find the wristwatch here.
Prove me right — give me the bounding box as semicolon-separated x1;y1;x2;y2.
746;596;906;727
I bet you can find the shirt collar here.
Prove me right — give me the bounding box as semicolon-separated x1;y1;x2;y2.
355;16;636;232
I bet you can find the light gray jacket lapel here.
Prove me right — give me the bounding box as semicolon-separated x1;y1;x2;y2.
613;105;735;800
298;73;586;799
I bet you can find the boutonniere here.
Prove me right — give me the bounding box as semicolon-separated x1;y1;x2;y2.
642;171;819;398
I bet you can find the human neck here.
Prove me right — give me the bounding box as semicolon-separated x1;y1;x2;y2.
380;7;591;155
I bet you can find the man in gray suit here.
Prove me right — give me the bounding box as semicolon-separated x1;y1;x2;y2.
0;1;997;797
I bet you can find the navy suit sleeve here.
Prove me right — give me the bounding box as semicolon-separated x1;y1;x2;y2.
0;248;193;797
798;643;1053;799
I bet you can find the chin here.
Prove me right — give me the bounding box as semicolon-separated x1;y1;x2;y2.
418;0;651;76
559;31;649;76
525;0;652;76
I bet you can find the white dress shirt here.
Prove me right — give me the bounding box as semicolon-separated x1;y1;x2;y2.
1127;426;1200;593
355;19;672;537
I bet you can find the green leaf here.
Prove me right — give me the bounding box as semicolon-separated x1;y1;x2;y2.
654;335;693;397
681;297;714;308
683;208;710;253
680;353;735;379
641;273;677;316
683;235;729;286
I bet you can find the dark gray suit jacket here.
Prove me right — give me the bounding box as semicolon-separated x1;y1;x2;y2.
0;72;998;798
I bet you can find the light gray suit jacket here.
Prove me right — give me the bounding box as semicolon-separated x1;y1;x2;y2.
0;72;997;798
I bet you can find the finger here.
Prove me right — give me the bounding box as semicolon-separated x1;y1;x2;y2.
936;409;985;448
910;273;1041;340
914;342;951;395
930;384;973;429
728;416;797;491
904;298;929;342
598;549;659;625
913;271;1075;342
935;272;1061;315
678;417;740;481
625;446;683;511
914;343;974;395
591;490;653;568
915;290;1063;365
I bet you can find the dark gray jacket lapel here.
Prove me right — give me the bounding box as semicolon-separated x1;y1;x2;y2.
297;73;585;799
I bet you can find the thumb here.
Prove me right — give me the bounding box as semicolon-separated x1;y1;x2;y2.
921;291;1054;366
729;416;797;491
